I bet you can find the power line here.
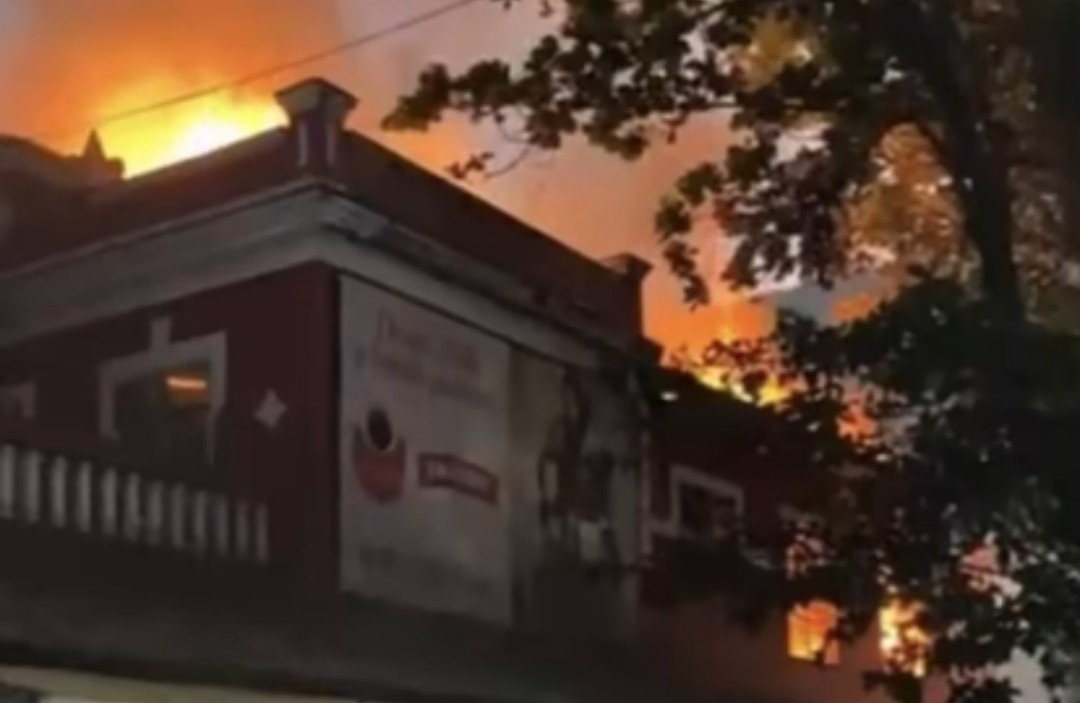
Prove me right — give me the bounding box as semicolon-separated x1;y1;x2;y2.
38;0;485;143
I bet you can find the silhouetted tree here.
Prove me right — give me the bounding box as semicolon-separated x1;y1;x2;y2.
388;2;1080;702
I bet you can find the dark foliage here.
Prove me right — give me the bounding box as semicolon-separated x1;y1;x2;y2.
386;1;1080;701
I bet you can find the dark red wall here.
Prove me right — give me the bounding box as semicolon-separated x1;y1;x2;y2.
0;263;338;604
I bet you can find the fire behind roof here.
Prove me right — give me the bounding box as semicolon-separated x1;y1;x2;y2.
0;0;789;359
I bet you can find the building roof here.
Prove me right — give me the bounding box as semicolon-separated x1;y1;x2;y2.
0;78;647;340
0;132;121;188
643;366;819;520
645;367;775;458
337;134;643;335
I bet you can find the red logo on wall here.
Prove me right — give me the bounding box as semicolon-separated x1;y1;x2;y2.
352;407;407;504
418;454;499;505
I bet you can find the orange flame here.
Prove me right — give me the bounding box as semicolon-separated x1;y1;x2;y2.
702;375;789;406
671;301;792;406
695;358;790;406
95;81;285;177
880;601;929;676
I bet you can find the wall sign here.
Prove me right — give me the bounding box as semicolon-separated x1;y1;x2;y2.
339;278;512;623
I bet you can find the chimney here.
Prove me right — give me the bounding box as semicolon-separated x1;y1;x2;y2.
602;252;652;335
274;77;358;173
602;252;652;285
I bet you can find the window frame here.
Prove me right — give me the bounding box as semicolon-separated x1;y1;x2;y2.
651;464;744;541
98;317;226;465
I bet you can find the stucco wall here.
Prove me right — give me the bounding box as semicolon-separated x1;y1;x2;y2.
0;263;337;599
335;272;645;637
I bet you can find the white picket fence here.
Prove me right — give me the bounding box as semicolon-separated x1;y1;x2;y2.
0;442;270;563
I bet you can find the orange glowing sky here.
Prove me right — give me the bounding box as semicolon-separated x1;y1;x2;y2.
0;0;809;358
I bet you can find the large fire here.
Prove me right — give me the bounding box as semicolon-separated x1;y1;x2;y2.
669;300;792;406
87;76;480;181
695;344;790;406
0;0;906;364
879;601;929;675
94;85;285;177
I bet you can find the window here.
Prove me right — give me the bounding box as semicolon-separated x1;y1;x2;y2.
788;600;841;664
113;363;212;467
678;482;738;540
650;465;743;539
100;318;225;468
782;507;840;664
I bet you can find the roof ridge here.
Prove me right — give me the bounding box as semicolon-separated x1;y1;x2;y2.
341;129;627;284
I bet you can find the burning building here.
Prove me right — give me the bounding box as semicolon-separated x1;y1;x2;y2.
0;57;1057;703
0;70;743;703
0;69;929;703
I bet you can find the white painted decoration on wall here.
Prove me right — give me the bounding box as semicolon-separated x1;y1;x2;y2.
255;389;288;430
338;276;513;624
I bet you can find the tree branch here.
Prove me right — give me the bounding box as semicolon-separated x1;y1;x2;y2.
879;0;1024;318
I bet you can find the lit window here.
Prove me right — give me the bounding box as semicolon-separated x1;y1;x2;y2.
783;509;839;664
880;601;929;676
165;372;210;400
99;318;226;469
113;363;213;468
788;600;841;664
